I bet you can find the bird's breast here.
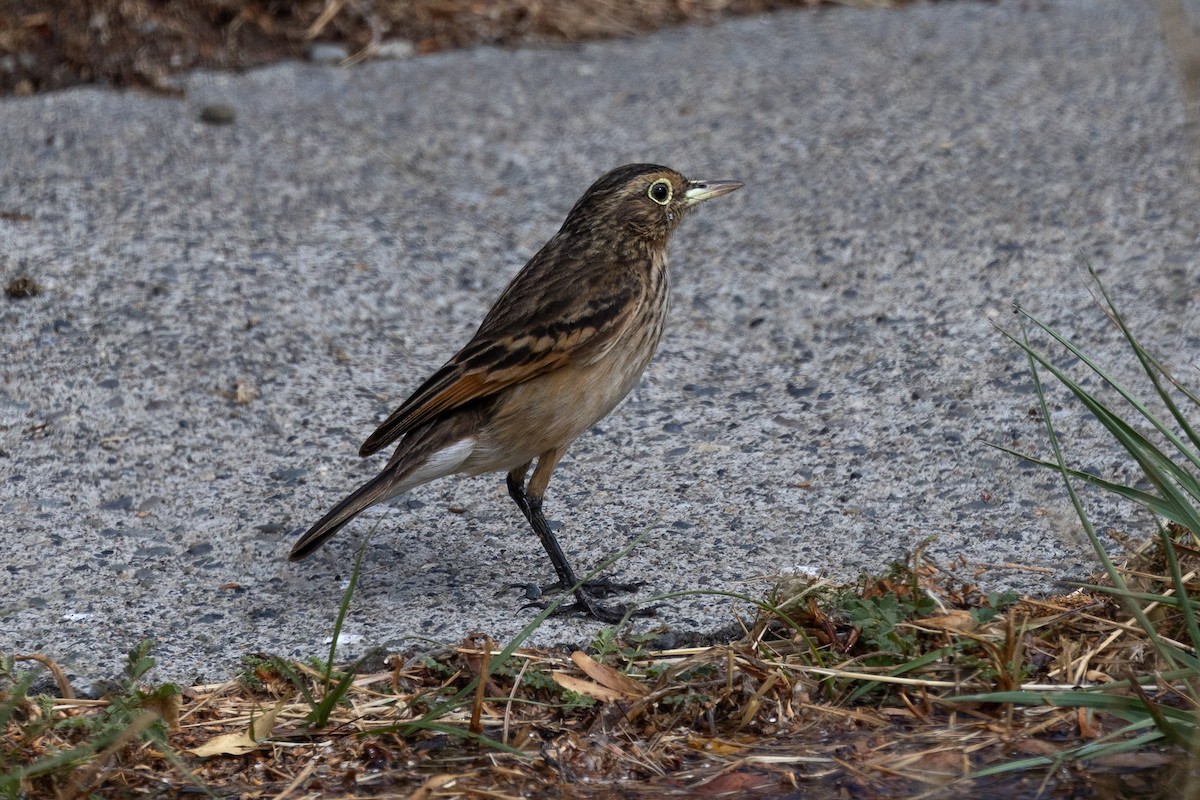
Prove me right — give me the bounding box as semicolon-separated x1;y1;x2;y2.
465;259;671;472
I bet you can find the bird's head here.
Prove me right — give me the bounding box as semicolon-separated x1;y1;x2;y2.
558;164;743;248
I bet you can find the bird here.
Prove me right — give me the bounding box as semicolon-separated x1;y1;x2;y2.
289;163;742;622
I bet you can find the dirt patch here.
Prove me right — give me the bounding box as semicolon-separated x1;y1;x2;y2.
0;0;919;96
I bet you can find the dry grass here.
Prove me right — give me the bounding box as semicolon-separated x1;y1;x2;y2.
4;546;1191;799
0;0;935;95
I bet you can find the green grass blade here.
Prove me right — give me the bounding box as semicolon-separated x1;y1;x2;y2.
306;664;360;728
967;726;1162;780
1016;303;1200;480
1126;686;1193;748
1084;258;1200;451
999;322;1200;535
268;657;315;709
1002;312;1200;504
947;689;1195;722
1078;583;1200;613
846;644;962;704
1067;588;1200;672
949;688;1196;745
1008;319;1200;505
1006;313;1167;650
982;440;1184;521
303;533;372;727
324;535;370;682
411;721;528;756
1157;518;1200;657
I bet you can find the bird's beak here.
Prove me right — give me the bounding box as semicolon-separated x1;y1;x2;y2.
683;179;744;205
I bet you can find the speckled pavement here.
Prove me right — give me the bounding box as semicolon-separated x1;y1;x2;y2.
2;0;1197;688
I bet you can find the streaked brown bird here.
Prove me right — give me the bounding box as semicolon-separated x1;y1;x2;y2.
290;164;742;622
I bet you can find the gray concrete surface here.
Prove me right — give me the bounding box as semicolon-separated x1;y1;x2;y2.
2;0;1197;688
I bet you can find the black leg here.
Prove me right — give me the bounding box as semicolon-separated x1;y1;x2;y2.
504;470;648;624
506;469;579;589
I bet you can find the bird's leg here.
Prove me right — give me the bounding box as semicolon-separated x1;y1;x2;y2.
504;454;646;623
505;463;579;590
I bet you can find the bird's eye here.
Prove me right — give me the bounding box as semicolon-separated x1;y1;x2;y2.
647;179;672;205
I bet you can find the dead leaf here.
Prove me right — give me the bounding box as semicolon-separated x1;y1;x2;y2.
1010;738;1060;757
404;773;459;800
570;651;648;697
913;611;978;632
552;672;628;703
234;379;259;405
907;748;964;777
140;691;181;731
686;735;743;755
698;768;776;793
1091;751;1176;769
187;698;285;757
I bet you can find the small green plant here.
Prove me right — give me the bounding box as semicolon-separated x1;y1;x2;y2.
828;561;939;661
589;626;657;669
417;654;457;677
589;626;621;661
235;654;273;692
556;689;599;711
489;659;556;693
844;594;923;657
0;641;189;799
660;690;712;709
971;590;1021;624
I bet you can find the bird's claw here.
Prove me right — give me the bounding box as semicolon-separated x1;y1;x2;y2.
534;594;658;624
505;575;650;622
507;576;643;601
508;582;544;601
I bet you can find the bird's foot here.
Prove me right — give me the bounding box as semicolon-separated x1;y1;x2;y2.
545;576;643;599
508;576;642;602
504;582;655;622
544;590;658;624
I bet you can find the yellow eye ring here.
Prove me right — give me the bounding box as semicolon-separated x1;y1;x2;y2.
647;178;672;205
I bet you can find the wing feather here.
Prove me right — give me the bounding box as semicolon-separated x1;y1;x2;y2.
359;256;639;458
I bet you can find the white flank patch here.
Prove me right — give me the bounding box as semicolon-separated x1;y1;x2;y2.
403;438;476;488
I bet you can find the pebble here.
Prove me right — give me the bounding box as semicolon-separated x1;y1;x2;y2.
375;40;416;60
309;43;349;65
198;104;236;125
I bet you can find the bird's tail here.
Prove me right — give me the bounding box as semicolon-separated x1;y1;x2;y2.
289;428;478;561
288;469;400;560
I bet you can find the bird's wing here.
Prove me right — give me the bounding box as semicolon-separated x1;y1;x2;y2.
358;258;640;458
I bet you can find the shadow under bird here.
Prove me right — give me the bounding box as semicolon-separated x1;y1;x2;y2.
290;163;742;622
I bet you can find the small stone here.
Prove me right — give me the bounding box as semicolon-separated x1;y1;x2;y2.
269;467;307;484
375;39;415;60
198;104;236;125
309;43;349;65
137;496;165;513
5;275;41;299
100;495;134;512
